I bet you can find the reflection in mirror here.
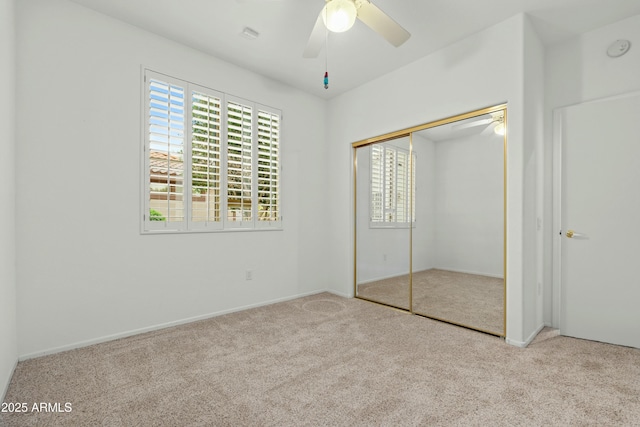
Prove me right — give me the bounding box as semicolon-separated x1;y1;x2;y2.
411;110;505;334
355;136;412;310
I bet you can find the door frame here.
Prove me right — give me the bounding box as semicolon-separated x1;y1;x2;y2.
552;90;640;333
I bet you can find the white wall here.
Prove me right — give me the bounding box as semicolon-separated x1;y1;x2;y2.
16;0;329;358
327;14;534;345
412;136;437;274
0;0;17;399
433;133;504;277
522;16;545;341
544;14;640;326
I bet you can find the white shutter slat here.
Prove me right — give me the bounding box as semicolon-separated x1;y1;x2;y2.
227;101;253;223
411;153;416;223
370;145;384;222
191;90;222;224
396;151;407;222
256;110;280;222
147;77;185;225
370;143;412;226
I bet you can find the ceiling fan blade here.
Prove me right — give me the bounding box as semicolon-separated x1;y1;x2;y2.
303;11;326;58
356;1;410;47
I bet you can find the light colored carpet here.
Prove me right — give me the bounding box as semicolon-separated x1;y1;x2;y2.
2;293;640;426
357;274;412;310
358;269;504;334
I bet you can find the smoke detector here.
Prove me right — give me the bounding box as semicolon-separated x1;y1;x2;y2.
607;39;631;58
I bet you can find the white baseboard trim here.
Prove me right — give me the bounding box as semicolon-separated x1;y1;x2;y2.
326;289;353;298
505;323;545;348
357;267;503;285
434;267;504;279
1;358;18;402
18;289;329;361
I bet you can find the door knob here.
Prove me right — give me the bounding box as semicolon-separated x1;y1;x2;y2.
566;229;584;238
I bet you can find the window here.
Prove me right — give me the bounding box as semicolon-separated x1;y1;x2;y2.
370;143;415;227
143;70;281;232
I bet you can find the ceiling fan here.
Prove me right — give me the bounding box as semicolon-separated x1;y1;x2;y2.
303;0;411;58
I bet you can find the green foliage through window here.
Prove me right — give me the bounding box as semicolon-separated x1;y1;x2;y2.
149;209;166;221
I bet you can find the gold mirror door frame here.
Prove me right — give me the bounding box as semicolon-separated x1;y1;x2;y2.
353;104;506;337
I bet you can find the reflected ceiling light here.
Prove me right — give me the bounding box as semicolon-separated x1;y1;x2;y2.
491;112;505;135
322;0;358;33
241;27;259;40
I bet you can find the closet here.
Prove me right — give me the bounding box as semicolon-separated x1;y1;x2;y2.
353;104;507;336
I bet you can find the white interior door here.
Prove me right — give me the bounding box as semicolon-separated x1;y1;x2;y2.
558;92;640;349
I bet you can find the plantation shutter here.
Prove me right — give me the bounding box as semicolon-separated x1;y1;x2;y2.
227;100;253;224
146;75;185;228
411;153;416;223
383;148;396;222
191;88;222;227
396;150;408;222
256;108;281;225
370;145;384;222
143;69;282;233
369;143;414;227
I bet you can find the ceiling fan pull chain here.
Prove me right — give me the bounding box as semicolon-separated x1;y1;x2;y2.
324;14;329;90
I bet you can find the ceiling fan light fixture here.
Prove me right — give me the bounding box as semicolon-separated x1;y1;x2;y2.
322;0;357;33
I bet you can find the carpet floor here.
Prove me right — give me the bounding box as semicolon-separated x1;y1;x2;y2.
357;269;504;334
2;293;639;426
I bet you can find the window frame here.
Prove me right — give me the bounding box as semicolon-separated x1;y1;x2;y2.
141;69;282;234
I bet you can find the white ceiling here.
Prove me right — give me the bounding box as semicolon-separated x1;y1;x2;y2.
69;0;640;99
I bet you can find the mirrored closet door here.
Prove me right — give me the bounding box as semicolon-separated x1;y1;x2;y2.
355;135;412;310
353;105;506;336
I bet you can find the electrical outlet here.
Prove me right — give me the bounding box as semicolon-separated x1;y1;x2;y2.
383;254;387;261
246;270;253;281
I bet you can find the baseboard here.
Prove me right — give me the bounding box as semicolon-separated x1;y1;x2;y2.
18;289;329;361
326;289;353;299
1;358;18;402
505;323;545;348
433;267;504;279
357;267;503;285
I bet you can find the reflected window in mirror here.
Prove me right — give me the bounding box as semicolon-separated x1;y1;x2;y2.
370;143;415;228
